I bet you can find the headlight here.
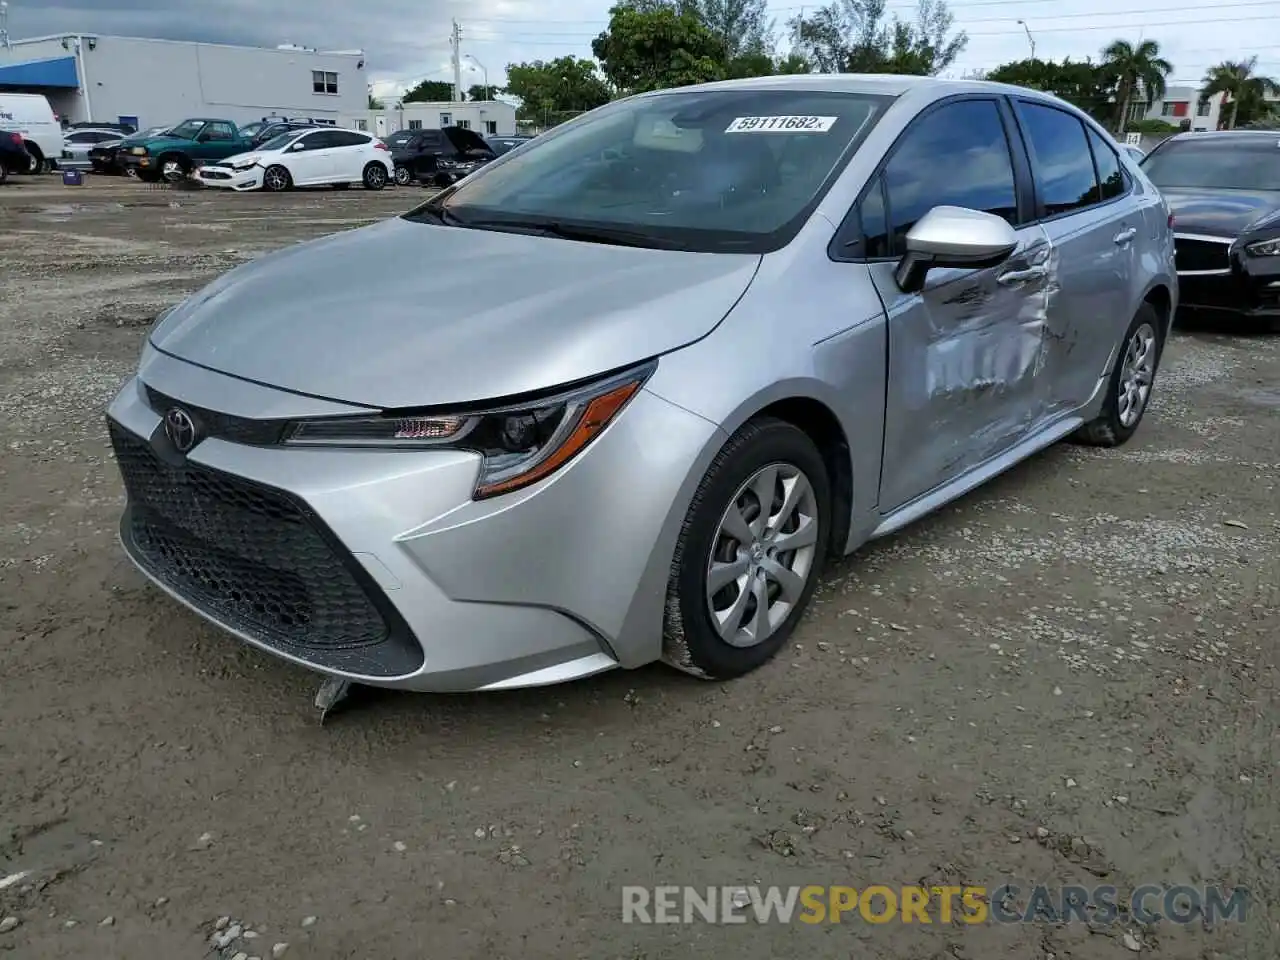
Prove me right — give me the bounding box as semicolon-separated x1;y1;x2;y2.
1245;238;1280;257
283;361;655;499
130;146;147;155
230;155;260;170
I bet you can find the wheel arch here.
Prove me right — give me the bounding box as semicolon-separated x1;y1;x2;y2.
1141;282;1174;342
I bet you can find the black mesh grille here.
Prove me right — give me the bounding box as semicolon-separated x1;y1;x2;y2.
143;385;287;446
1175;236;1231;273
109;420;423;678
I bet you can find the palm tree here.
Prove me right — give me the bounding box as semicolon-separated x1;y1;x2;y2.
1099;38;1173;135
1200;57;1280;129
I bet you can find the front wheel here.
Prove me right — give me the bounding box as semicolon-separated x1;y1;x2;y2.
262;165;292;192
362;162;388;190
662;418;831;680
1071;303;1164;447
157;154;189;182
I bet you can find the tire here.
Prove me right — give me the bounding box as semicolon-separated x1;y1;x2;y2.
23;144;43;174
0;161;8;185
157;153;189;182
362;162;388;190
1070;302;1164;447
662;417;831;680
394;165;411;186
262;165;292;192
123;164;138;180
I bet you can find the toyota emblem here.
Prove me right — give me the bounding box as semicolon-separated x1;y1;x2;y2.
164;407;198;453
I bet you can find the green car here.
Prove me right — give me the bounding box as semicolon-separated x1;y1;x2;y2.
123;118;253;181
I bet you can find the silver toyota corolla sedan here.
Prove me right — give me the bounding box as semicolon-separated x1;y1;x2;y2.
106;75;1177;693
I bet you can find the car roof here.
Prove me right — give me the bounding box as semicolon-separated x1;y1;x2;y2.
1164;129;1280;144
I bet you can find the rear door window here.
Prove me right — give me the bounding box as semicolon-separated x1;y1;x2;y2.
1087;128;1126;201
1016;102;1100;217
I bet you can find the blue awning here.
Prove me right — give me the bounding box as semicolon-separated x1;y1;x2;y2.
0;56;80;88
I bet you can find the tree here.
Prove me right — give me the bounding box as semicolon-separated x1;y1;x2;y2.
986;58;1116;122
774;52;812;74
690;0;774;60
1098;39;1172;135
788;0;966;77
402;79;455;103
592;3;728;93
467;84;499;101
504;57;612;114
1200;57;1280;130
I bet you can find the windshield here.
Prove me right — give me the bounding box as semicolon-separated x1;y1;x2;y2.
1143;140;1280;191
259;131;302;152
404;89;889;253
387;131;417;146
167;120;208;140
240;121;266;138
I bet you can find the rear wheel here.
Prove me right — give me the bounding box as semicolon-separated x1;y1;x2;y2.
24;144;45;173
394;165;411;186
0;161;8;184
1071;303;1164;447
262;165;292;192
362;162;387;190
662;418;831;680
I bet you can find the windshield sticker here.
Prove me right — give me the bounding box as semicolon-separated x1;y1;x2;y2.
725;115;837;133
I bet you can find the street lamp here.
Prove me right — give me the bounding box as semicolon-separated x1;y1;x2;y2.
1016;20;1036;61
464;54;489;99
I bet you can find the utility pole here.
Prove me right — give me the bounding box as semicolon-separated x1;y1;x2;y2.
450;19;463;102
1016;19;1035;61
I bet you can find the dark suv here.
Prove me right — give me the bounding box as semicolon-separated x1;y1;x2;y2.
385;126;496;187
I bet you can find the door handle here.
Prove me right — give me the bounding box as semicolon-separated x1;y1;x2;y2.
996;265;1049;286
1113;227;1137;245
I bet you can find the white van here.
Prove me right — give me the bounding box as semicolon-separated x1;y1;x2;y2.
0;93;61;172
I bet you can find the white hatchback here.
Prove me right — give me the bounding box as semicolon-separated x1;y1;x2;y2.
197;127;393;192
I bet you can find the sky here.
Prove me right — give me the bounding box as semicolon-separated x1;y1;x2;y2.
7;0;1280;97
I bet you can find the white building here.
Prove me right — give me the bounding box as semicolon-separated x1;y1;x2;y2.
0;34;367;129
1133;84;1280;132
346;100;518;138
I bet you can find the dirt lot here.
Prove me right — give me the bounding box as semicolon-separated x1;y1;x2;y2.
1;176;1277;960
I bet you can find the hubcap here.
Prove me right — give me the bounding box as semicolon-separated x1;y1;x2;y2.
1118;322;1157;427
369;168;385;185
266;170;286;189
162;160;182;180
396;167;409;184
705;463;820;649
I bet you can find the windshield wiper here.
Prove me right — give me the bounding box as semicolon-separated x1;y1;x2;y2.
453;217;684;250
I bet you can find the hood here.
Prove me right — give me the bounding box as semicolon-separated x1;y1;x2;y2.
443;125;494;155
150;217;761;409
1163;187;1280;237
214;149;260;167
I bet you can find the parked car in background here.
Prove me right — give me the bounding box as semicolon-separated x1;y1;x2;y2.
122;118;253;181
0;92;62;172
61;127;126;167
1141;130;1280;329
89;126;170;176
485;134;533;156
385;125;496;186
196;127;392;192
0;129;31;183
105;76;1175;695
64;120;137;135
247;120;324;148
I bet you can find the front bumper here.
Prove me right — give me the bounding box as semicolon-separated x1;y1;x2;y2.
196;164;260;190
1178;271;1280;322
105;351;720;692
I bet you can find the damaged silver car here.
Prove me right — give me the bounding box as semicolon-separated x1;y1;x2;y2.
107;75;1176;695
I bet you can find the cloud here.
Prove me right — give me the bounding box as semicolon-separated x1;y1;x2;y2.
8;0;1280;91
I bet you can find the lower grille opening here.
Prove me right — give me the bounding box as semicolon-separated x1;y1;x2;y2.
109;420;423;678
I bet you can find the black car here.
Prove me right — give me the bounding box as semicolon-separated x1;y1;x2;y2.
0;129;31;183
1142;130;1280;329
484;134;533;156
89;125;170;176
248;120;322;148
384;126;496;187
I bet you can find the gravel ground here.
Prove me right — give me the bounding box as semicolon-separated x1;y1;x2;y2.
1;176;1277;960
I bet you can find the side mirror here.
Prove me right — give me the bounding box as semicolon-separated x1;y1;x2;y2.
894;205;1018;293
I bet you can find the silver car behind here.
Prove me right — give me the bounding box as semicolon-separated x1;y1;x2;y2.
106;74;1177;693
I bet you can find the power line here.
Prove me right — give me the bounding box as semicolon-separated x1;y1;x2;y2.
462;12;1280;43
